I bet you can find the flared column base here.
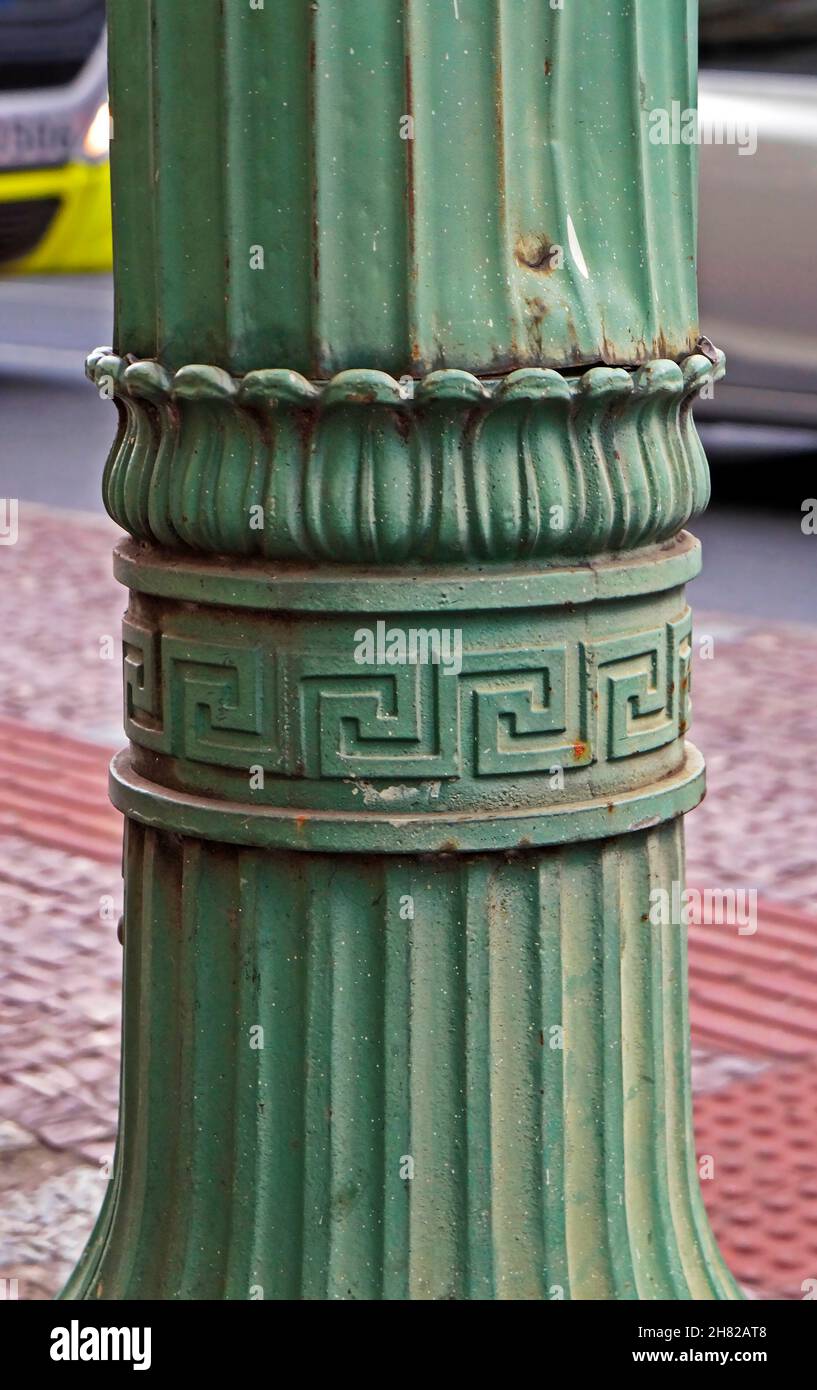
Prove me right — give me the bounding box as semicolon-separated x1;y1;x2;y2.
63;817;740;1301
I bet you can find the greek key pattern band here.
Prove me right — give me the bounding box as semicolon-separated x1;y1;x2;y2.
123;612;692;782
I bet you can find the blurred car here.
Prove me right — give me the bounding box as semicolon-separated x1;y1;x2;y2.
699;1;817;425
0;0;111;273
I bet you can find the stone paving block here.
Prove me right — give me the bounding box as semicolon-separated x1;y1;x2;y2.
1;1163;110;1296
0;1119;33;1153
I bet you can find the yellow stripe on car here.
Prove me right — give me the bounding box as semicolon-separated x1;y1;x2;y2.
0;159;111;274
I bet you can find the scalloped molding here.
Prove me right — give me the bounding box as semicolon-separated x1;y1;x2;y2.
87;349;724;564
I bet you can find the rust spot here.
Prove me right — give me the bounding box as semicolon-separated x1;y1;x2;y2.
291;407;316;451
641;912;649;922
538;1030;545;1046
600;330;618;366
438;839;460;853
309;35;319;293
242;401;273;451
524;295;550;357
544;59;552;77
695;334;720;365
312;207;320;285
515;232;559;273
572;740;588;761
332;1182;361;1217
526;295;548;317
494;53;506;213
294;814;310;834
607;803;615;814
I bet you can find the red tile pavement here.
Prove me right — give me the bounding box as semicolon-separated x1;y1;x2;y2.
694;1061;817;1300
689;903;817;1059
0;718;121;864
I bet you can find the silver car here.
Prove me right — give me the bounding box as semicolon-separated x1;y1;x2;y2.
698;1;817;425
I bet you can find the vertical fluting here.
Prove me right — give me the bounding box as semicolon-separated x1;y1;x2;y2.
69;825;736;1300
107;0;699;374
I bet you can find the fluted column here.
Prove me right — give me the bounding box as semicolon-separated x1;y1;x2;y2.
63;0;739;1300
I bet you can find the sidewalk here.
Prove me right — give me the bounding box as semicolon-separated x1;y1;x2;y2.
1;503;816;1299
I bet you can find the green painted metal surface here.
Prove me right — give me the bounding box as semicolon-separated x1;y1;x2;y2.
64;0;740;1300
88;349;721;561
64;818;737;1301
107;0;700;376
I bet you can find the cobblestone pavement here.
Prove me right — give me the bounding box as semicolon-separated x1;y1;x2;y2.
0;504;123;746
0;505;815;1300
0;840;121;1300
688;614;817;914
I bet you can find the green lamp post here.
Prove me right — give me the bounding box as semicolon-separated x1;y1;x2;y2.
64;0;739;1300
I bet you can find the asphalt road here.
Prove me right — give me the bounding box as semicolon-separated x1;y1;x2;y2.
0;274;115;514
1;273;815;624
